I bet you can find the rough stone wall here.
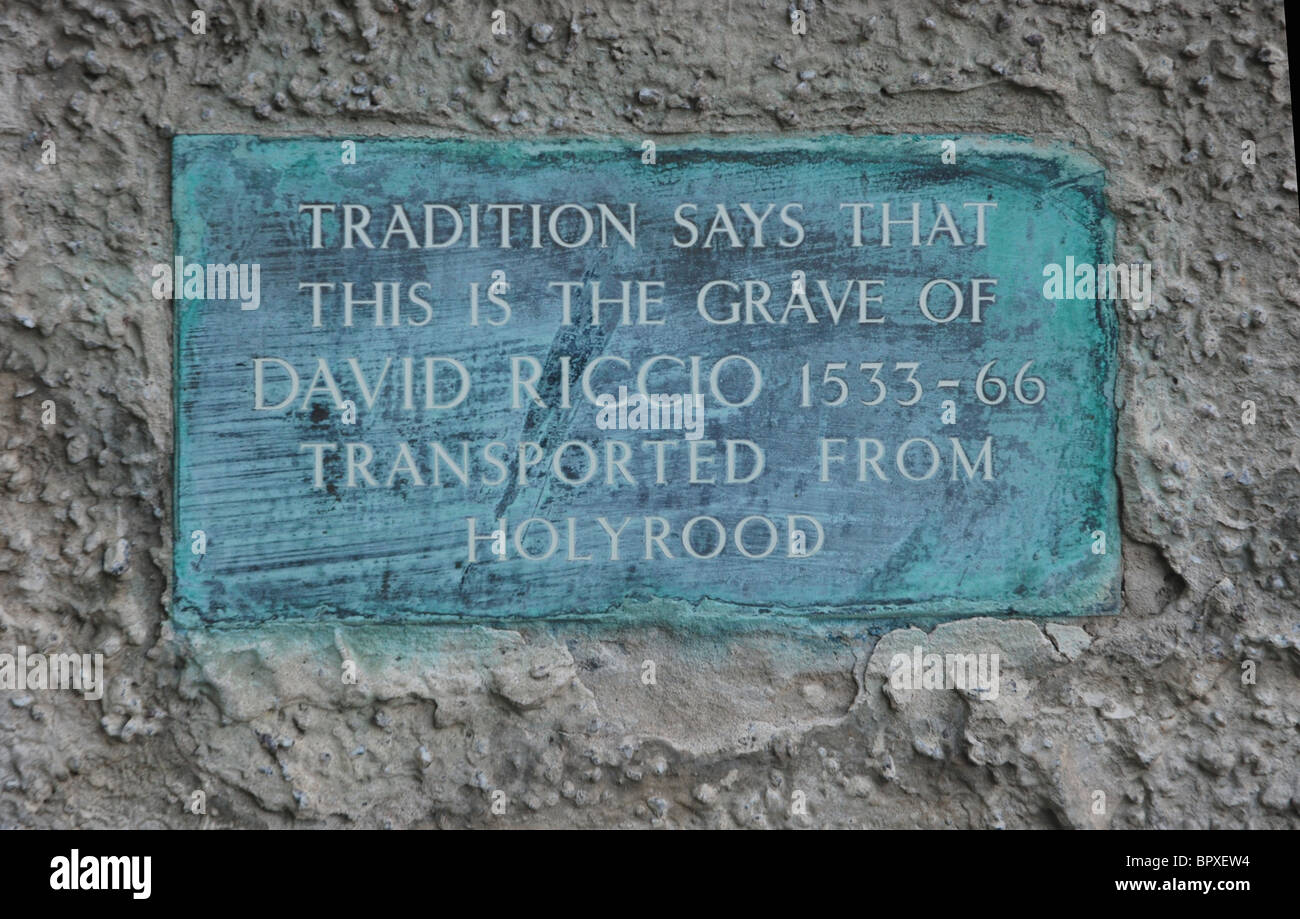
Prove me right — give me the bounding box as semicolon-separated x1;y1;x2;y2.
0;0;1296;828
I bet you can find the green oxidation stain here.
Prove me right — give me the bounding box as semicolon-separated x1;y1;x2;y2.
172;134;1119;629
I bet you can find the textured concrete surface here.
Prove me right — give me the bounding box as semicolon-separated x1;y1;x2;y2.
0;0;1297;828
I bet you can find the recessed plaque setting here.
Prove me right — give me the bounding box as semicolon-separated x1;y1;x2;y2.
172;135;1119;627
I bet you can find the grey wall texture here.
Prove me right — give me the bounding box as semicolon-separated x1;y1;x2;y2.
0;0;1296;829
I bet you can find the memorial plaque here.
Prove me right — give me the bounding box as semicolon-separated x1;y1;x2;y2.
172;135;1119;627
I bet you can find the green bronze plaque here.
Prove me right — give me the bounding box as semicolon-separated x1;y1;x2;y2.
171;135;1119;627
